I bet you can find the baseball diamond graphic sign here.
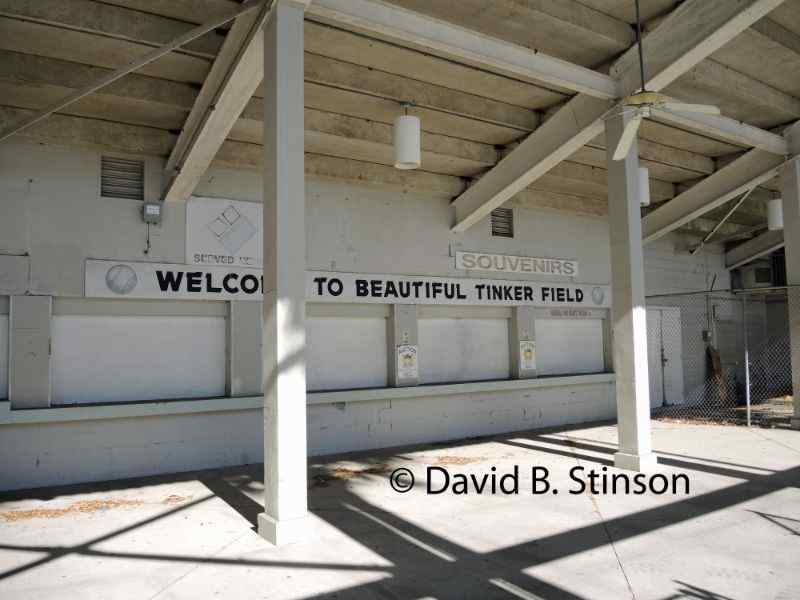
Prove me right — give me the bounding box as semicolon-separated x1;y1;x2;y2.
185;196;262;268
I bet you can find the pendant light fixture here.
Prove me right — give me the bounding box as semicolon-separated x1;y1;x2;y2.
638;167;651;206
394;101;421;170
767;198;784;231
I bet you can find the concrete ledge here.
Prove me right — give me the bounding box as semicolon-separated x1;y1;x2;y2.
307;373;615;405
0;373;615;426
0;396;264;425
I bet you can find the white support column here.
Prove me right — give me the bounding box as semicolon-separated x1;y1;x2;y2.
227;301;262;397
259;0;310;545
606;112;658;472
782;159;800;430
9;296;52;409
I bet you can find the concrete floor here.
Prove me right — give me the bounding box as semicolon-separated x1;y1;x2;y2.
1;422;799;600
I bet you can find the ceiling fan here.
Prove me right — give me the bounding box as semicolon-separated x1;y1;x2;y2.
608;0;721;161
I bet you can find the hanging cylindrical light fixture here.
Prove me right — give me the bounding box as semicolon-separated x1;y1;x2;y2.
767;198;784;230
637;166;651;206
394;102;420;170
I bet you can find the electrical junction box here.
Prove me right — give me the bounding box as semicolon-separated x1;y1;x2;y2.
142;201;163;225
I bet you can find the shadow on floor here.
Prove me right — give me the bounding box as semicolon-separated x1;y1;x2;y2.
2;423;798;599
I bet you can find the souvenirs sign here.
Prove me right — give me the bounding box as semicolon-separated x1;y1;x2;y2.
455;251;578;277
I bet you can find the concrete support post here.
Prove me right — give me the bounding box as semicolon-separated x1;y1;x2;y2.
258;0;310;545
605;113;657;472
9;296;52;409
782;159;800;430
227;301;262;397
510;306;537;379
388;305;419;387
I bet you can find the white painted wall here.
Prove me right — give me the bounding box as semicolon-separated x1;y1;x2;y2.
0;410;263;490
644;235;730;295
0;315;8;400
0;380;616;490
0;142;726;299
307;181;611;284
0;144;182;296
52;315;226;404
0;140;737;491
306;316;388;391
309;382;615;456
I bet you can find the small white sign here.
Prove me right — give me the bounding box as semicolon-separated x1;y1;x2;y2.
519;341;536;371
85;260;611;308
456;251;578;278
545;308;606;319
396;344;419;380
186;196;262;268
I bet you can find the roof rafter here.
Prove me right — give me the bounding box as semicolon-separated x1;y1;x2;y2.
642;149;786;243
643;122;800;243
449;0;789;232
0;0;261;144
725;229;785;269
162;1;273;202
306;0;619;98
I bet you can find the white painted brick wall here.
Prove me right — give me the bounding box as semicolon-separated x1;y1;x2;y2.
0;141;722;490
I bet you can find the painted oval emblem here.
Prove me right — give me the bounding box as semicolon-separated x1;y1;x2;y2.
105;264;138;295
591;286;605;306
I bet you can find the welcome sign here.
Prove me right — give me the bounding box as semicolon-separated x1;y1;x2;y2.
86;260;611;308
308;272;609;307
87;260;264;300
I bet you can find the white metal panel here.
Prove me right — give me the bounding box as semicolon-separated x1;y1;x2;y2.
52;316;226;405
646;309;664;408
647;307;686;407
0;316;8;399
419;318;510;384
660;307;685;406
535;318;604;376
306;317;387;391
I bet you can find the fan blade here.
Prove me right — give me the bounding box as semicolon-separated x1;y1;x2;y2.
661;102;721;115
599;101;626;122
613;116;642;161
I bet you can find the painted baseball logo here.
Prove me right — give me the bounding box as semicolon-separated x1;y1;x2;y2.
105;264;138;295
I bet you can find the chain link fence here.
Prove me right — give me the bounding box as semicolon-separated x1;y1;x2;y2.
644;285;798;426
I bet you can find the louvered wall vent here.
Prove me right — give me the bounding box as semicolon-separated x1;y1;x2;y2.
490;207;514;238
101;156;145;200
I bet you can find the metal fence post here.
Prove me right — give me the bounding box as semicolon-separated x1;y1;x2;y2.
743;294;751;427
